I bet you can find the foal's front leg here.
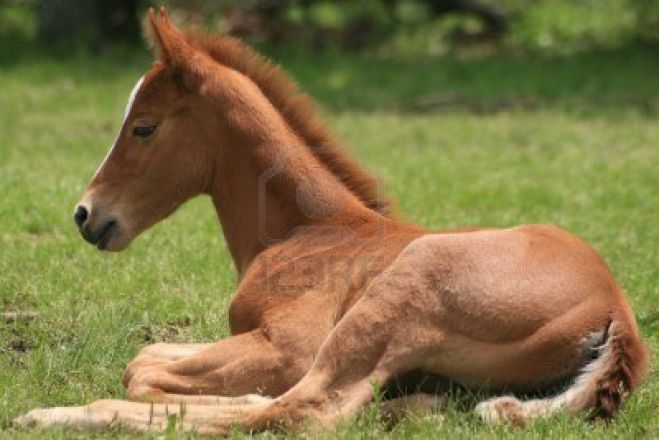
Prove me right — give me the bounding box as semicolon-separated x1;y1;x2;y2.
15;331;293;431
15;399;269;435
15;285;441;434
132;341;214;362
124;329;305;403
122;342;214;386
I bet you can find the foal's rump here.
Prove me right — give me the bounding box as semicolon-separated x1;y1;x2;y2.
409;225;617;329
392;224;647;418
395;225;626;384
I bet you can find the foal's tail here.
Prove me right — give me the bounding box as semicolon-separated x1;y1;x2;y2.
476;309;649;425
560;314;648;419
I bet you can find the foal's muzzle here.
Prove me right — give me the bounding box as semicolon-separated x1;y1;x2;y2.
73;204;119;250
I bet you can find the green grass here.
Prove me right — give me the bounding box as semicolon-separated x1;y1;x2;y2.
0;43;657;439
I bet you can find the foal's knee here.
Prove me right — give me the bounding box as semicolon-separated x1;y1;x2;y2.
122;354;168;388
126;385;165;402
125;366;169;401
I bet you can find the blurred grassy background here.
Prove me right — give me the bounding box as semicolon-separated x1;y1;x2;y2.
0;1;657;438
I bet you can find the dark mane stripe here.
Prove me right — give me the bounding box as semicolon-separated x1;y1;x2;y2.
183;33;392;217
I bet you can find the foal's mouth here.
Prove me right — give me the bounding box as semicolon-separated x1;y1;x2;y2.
81;219;118;250
95;220;118;250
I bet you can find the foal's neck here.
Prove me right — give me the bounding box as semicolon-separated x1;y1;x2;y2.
207;74;378;276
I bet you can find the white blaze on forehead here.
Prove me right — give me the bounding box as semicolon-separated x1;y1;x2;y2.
124;75;145;122
93;75;145;179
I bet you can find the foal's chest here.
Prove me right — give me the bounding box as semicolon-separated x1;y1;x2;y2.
228;229;421;334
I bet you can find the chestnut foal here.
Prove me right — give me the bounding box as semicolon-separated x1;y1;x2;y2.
16;8;647;435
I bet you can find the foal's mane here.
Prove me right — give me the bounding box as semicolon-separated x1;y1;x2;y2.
184;32;392;217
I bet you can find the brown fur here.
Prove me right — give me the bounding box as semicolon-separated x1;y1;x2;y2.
15;7;648;435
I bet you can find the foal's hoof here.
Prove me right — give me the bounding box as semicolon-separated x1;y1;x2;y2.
14;409;40;427
122;354;169;388
14;408;64;428
475;396;526;427
14;406;108;430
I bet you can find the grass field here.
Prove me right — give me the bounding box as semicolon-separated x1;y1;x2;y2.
0;43;657;439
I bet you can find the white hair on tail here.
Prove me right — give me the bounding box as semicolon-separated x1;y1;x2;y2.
475;328;614;424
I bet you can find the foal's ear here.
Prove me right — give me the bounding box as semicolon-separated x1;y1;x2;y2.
146;7;206;92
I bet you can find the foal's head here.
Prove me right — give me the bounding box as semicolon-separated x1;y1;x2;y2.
74;8;390;252
74;9;229;251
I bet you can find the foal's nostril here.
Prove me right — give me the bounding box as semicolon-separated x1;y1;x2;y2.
74;205;89;228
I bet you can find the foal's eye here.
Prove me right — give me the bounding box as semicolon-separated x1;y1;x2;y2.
133;123;157;138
